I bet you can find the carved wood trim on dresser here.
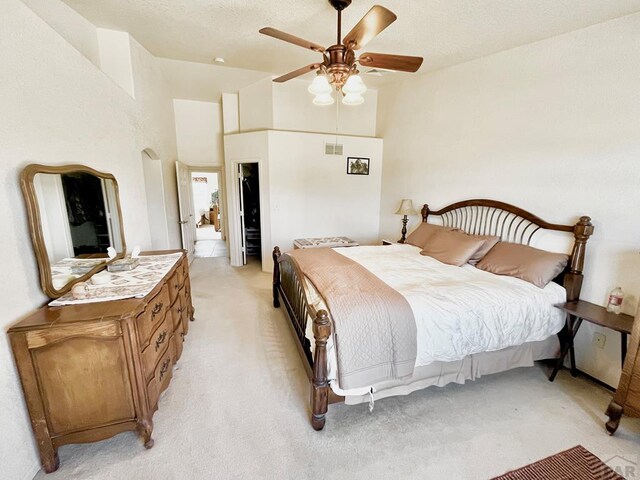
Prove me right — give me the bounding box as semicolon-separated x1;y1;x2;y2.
8;250;195;473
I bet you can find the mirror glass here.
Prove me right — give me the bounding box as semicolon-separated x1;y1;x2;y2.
30;170;125;294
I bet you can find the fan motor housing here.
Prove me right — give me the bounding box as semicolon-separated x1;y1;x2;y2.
328;0;352;11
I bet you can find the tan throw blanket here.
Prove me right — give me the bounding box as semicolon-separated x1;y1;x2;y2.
288;248;417;389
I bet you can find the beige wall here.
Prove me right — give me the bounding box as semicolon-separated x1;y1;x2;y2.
377;13;640;387
0;1;181;478
224;131;383;272
238;77;378;137
174;99;225;166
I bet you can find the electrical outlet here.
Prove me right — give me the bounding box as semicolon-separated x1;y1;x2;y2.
593;332;607;349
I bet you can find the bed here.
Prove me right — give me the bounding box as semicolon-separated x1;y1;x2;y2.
272;199;594;430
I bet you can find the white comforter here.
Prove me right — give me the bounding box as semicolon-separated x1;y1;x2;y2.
306;243;565;371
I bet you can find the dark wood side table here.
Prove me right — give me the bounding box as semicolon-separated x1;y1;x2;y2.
549;300;635;382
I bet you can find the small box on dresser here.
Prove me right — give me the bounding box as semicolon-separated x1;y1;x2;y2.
8;250;194;473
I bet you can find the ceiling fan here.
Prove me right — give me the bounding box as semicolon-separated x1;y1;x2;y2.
259;0;423;106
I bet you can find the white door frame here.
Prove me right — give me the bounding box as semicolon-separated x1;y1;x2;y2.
187;165;227;245
175;161;196;262
225;158;268;268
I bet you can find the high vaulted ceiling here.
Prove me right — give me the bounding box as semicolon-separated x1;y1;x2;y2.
62;0;640;84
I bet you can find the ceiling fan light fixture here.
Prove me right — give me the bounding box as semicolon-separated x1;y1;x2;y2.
308;74;332;96
342;92;364;106
342;74;367;95
313;93;335;106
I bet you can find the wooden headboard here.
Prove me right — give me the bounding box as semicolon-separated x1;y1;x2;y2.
422;199;594;301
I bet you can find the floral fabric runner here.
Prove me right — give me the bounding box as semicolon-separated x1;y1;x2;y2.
49;253;183;307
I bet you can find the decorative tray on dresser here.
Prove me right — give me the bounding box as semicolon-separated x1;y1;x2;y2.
8;249;194;473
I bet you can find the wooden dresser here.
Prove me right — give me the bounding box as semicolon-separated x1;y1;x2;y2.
606;306;640;435
8;250;193;473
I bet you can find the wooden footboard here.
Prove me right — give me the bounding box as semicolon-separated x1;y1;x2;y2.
272;247;341;430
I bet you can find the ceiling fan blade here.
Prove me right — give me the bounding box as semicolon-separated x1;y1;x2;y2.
259;27;325;53
358;52;423;73
273;63;322;83
343;5;397;51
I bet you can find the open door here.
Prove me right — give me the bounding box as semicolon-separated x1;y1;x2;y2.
237;163;261;265
237;164;247;265
176;161;195;261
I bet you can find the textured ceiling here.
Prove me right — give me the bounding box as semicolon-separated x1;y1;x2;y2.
63;0;640;84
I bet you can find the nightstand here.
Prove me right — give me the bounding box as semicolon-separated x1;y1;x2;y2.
549;300;635;382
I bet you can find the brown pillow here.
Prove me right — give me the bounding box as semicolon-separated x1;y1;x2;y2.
466;234;501;265
476;242;569;288
406;223;458;248
419;229;487;266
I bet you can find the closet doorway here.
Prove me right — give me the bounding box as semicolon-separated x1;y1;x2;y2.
238;163;261;265
191;168;227;258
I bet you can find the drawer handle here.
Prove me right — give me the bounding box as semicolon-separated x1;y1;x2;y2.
151;302;163;317
155;331;167;352
159;358;170;381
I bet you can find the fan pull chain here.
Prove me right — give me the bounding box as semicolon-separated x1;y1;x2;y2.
335;95;340;145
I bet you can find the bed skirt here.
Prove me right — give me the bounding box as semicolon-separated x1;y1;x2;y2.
337;337;559;405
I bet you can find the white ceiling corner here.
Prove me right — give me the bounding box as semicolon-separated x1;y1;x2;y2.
62;0;640;98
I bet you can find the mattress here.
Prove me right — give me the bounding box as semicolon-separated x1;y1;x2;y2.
303;243;566;399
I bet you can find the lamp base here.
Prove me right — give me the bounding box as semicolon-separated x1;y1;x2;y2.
398;215;409;244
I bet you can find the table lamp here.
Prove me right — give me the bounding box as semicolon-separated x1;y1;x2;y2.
395;199;417;243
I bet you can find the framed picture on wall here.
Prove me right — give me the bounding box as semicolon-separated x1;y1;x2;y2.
347;157;370;175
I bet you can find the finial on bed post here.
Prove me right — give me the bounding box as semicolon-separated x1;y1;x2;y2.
272;247;281;308
564;216;594;302
311;309;331;431
421;204;429;223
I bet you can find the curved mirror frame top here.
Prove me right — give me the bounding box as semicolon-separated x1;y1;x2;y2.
20;164;127;298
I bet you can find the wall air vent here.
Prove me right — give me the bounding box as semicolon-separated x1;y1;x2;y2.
325;143;344;155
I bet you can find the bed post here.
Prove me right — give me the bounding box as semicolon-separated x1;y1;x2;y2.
311;309;331;431
421;204;429;223
564;216;594;302
272;247;281;308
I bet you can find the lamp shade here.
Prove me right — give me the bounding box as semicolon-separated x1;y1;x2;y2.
343;74;367;95
313;93;334;106
395;199;417;216
308;74;332;95
342;92;364;106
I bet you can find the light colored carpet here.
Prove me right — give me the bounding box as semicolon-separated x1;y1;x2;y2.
34;258;640;480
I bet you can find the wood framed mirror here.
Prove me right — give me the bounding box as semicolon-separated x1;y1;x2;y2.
21;164;127;298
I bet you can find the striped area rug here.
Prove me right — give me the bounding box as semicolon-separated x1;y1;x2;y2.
492;446;624;479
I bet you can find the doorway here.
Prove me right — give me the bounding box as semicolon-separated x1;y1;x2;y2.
238;163;261;264
191;170;227;258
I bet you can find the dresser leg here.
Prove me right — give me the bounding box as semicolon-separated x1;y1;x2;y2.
605;400;623;435
137;419;154;449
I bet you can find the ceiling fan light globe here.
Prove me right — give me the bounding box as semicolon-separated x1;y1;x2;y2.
342;74;367;95
308;75;332;95
313;93;335;106
342;92;364;106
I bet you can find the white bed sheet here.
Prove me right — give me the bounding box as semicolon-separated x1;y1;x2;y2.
303;244;566;395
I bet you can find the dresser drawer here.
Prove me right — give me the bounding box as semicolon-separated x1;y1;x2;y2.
168;260;186;304
141;314;172;381
170;294;183;332
180;296;190;337
137;284;171;345
146;340;175;412
168;271;181;305
173;323;184;362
